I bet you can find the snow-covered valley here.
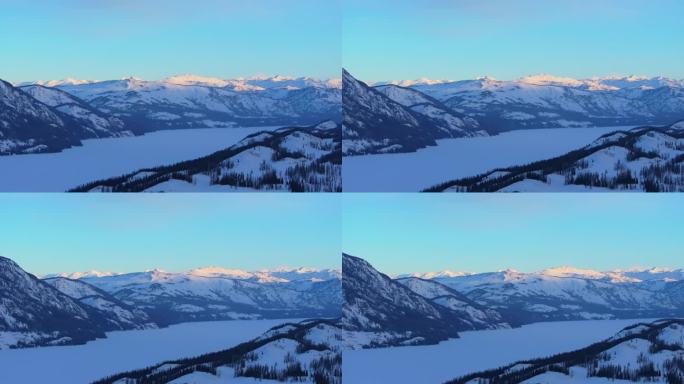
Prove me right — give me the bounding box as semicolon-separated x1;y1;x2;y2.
343;126;620;191
0;126;270;191
0;319;295;384
343;318;654;384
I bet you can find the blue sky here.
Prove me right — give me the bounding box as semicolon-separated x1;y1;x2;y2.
0;194;340;275
0;0;341;83
343;0;684;83
343;194;684;275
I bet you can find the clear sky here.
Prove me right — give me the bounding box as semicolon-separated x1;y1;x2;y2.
0;0;341;83
343;0;684;83
343;194;684;275
0;194;340;275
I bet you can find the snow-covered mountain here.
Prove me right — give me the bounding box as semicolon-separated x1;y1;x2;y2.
342;70;485;155
426;120;684;192
396;277;508;330
0;80;102;155
42;277;155;331
0;256;142;349
52;75;340;131
449;319;684;383
65;266;341;326
341;254;508;346
406;74;684;132
70;120;341;192
410;266;684;324
94;319;343;384
19;84;132;139
374;84;485;138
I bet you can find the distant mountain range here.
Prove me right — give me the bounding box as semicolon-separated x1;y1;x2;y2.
399;265;684;325
0;255;341;349
1;74;340;155
449;319;684;383
344;71;684;155
340;254;684;349
426;120;684;192
69;120;341;192
388;74;684;130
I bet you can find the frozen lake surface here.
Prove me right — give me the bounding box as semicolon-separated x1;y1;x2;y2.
0;319;296;384
0;127;273;192
343;318;654;384
343;126;626;191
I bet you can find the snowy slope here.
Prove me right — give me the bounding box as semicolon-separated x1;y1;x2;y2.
407;74;684;132
396;277;508;330
0;79;87;155
94;319;342;384
427;120;684;192
66;267;341;326
341;254;506;346
448;319;684;383
374;84;486;138
70;121;341;192
43;277;155;330
343;69;464;155
19;85;132;139
0;256;134;349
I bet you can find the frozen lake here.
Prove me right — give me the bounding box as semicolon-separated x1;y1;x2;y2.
0;319;296;384
343;318;654;384
0;127;274;192
343;126;627;191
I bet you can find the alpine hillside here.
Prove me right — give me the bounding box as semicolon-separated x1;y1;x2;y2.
94;319;344;384
342;70;485;155
1;80;120;155
426;120;684;192
448;319;684;383
0;256;148;349
69;120;341;192
341;253;508;346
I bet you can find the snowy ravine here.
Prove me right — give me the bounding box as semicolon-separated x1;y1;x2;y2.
69;121;341;192
427;120;684;192
449;319;684;383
